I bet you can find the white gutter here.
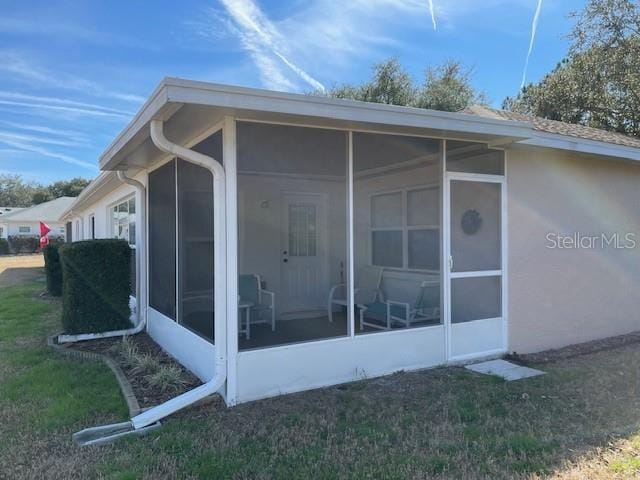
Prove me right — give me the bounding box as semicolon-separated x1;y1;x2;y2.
57;171;147;343
73;120;227;445
128;119;227;430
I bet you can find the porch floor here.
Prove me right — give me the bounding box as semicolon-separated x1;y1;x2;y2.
238;311;441;350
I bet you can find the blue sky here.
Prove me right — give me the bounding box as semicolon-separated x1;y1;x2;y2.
0;0;585;183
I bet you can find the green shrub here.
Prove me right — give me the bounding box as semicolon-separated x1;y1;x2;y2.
8;235;39;253
0;238;8;255
59;239;132;334
43;244;63;296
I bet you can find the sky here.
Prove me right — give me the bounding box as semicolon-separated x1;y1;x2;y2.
0;0;586;184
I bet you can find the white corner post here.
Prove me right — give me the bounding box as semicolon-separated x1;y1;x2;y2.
224;116;239;406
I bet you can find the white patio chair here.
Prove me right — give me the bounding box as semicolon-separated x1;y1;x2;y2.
238;274;275;337
327;266;384;322
359;280;440;331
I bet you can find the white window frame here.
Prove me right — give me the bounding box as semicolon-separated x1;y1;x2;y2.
109;195;136;247
369;182;440;273
18;226;31;234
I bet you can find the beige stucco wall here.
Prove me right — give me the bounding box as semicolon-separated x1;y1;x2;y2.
508;147;640;353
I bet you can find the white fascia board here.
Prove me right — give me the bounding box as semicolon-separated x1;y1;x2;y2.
58;172;117;220
99;77;533;170
521;131;640;162
164;79;533;138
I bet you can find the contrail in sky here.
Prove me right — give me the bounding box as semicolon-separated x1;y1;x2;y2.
428;0;437;30
520;0;543;90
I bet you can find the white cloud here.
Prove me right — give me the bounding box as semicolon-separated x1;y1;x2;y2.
0;99;131;120
0;121;87;140
0;138;96;170
216;0;326;92
428;0;437;30
0;130;86;147
521;0;544;89
0;52;145;104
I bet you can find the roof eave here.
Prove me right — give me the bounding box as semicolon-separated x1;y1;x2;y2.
521;131;640;162
99;78;534;171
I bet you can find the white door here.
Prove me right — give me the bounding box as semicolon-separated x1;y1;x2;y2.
281;193;327;317
446;175;506;360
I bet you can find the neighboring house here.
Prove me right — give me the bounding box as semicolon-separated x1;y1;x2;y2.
0;197;74;240
62;78;640;406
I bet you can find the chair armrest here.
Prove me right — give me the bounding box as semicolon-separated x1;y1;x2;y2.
386;300;410;319
328;283;346;301
259;289;275;307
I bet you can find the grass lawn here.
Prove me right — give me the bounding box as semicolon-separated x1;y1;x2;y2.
1;259;639;479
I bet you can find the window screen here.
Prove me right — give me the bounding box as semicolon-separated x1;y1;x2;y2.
149;160;176;320
178;160;214;342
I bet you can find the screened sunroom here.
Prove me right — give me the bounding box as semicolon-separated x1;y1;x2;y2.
97;78;523;405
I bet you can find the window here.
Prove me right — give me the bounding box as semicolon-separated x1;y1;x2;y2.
89;214;95;239
370;186;440;271
111;197;135;246
18;226;30;233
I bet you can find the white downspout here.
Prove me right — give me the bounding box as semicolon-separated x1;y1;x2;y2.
57;172;147;343
129;119;227;430
73;120;227;444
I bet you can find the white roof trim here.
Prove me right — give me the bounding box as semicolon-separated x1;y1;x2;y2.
99;77;533;170
98;77;640;171
521;130;640;162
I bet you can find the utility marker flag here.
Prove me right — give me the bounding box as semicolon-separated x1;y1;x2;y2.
39;221;51;248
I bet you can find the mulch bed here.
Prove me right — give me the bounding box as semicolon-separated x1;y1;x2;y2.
71;333;201;408
509;330;640;364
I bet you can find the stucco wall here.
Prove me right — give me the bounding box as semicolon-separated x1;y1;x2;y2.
507;147;640;353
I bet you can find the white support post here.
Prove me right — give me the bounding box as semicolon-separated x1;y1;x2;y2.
224;116;239;405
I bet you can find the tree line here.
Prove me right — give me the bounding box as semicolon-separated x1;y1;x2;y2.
0;174;91;207
319;0;638;138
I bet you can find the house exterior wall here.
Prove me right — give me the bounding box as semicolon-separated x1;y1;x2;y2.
507;147;640;353
2;221;66;238
69;181;138;241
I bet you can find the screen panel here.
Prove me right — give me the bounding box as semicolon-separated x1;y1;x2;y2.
148;160;177;319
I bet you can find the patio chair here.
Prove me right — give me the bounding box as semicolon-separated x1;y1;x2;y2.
327;266;384;322
359;280;440;331
238;274;275;338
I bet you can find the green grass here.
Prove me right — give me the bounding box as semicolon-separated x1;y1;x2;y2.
1;267;640;478
0;281;127;438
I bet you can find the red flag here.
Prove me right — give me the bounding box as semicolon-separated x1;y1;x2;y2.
39;222;51;237
40;235;49;248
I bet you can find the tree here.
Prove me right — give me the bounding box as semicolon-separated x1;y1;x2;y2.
415;60;487;111
0;174;91;207
0;175;39;207
504;0;640;136
324;57;486;112
47;178;91;199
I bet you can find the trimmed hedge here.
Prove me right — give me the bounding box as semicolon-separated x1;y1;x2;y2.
8;235;39;253
43;244;63;296
59;239;132;334
0;238;8;255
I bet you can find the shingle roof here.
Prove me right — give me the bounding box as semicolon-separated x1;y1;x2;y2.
0;207;25;216
0;197;76;223
463;105;640;150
